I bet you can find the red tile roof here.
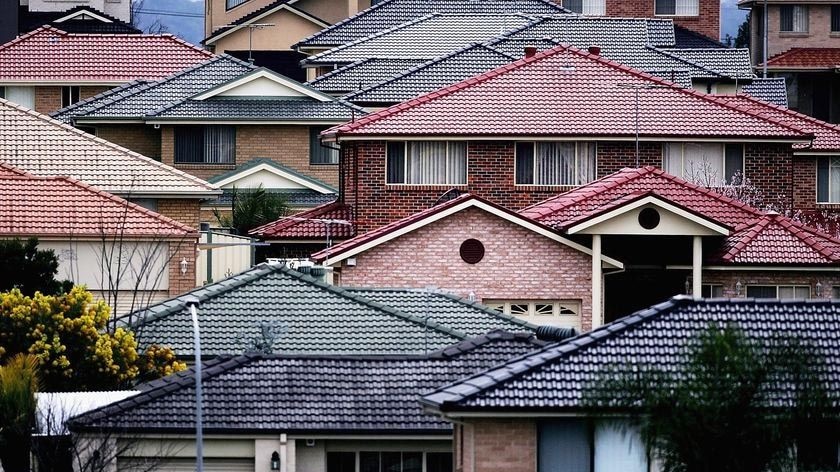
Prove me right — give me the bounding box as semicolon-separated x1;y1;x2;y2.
715;213;840;265
0;26;213;83
764;48;840;70
325;45;810;140
0;174;197;238
250;201;354;240
715;94;840;151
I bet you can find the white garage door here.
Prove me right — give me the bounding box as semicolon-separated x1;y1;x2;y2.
118;457;254;472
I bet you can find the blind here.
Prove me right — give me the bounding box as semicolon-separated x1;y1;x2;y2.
538;420;591;472
404;142;466;185
175;126;235;164
655;0;698;15
594;422;648;472
781;5;808;32
564;0;605;15
310;126;339;164
527;142;596;185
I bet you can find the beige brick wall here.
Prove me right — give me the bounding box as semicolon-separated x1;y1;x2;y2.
167;237;199;296
336;207;596;331
79;86;112;101
457;419;536;472
158;199;202;230
759;4;840;59
95;124;162;160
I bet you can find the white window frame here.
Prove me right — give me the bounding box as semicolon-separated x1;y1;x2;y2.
484;300;581;317
654;0;700;17
385;141;468;186
746;284;811;299
563;0;606;15
325;450;452;472
514;141;597;187
817;157;840;204
663;142;745;186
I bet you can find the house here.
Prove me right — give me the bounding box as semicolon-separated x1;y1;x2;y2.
420;297;840;472
249;201;353;258
0;163;199;313
739;0;840;122
126;262;541;357
559;0;721;39
66;331;552;472
0;1;133;43
54;60;363;223
0;26;213;113
0;98;219;228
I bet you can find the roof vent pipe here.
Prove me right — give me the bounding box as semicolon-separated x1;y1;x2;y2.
535;325;577;342
588;45;601;56
524;46;537;58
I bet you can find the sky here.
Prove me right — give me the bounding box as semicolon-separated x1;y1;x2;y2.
132;0;749;47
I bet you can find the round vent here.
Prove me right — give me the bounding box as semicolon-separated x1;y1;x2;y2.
459;239;485;264
638;207;661;230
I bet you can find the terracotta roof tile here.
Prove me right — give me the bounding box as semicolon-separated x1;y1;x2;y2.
764;48;840;70
250;201;353;240
716;213;840;265
0;26;213;83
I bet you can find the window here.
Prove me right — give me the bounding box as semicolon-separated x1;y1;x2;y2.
515;142;596;186
833;286;839;298
701;284;723;298
780;5;809;33
3;86;34;109
832;5;840;32
484;300;580;317
817;157;840;203
0;86;4;99
310;126;339;164
328;451;451;472
386;141;467;185
746;285;810;298
539;420;649;472
563;0;606;15
174;125;235;164
663;143;743;185
655;0;699;16
61;86;80;108
226;0;250;9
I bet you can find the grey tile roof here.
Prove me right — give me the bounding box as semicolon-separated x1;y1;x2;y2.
344;44;517;103
206;189;337;208
664;48;754;79
303;14;536;65
51;55;255;123
307;58;428;93
206;158;337;192
129;264;537;357
673;24;727;49
67;331;546;434
646;18;677;47
296;0;566;48
741;77;789;107
146;98;365;121
421;297;840;413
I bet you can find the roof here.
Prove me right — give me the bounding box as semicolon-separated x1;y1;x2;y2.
310;194;623;269
0;173;197;238
204;0;328;45
19;6;141;35
52;55;256;123
307;58;428;93
295;0;566;48
250;201;354;240
740;77;789;107
0;99;217;197
664;48;753;79
303;14;535;65
421;297;840;413
207;158;337;194
715;213;840;265
325;45;808;140
0;26;213;84
205;189;337;209
36;391;140;435
672;24;727;49
146;96;364;122
764;48;840;70
128;264;538;356
68;331;546;434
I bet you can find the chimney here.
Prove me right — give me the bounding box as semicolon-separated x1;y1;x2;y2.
588;45;601;56
524;45;537;58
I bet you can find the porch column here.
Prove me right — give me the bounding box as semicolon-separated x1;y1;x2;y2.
592;234;602;329
692;236;702;298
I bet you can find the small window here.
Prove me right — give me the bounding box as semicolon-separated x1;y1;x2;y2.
746;285;810;299
226;0;250;9
61;86;80;108
780;5;809;33
386;141;467;185
833;286;839;298
310;126;339;164
515;142;596;186
655;0;699;16
0;86;4;100
563;0;606;15
832;5;840;32
664;143;743;185
817;157;840;203
701;284;723;298
484;300;581;317
174;125;235;164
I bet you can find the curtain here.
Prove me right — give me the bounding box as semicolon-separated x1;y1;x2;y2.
405;142;466;185
594;421;648;472
578;142;597;184
203;126;235;164
831;158;840;203
4;86;35;109
536;142;575;185
665;143;725;184
565;0;605;15
792;6;809;32
675;0;699;15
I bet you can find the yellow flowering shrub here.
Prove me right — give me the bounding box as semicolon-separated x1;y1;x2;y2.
0;287;184;391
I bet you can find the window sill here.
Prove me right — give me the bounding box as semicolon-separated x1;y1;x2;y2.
831;32;840;37
779;32;810;37
309;162;339;166
816;202;840;209
386;184;469;191
654;13;699;17
515;184;579;191
174;163;236;168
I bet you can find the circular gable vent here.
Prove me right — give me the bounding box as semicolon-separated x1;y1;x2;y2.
459;239;485;264
638;207;661;230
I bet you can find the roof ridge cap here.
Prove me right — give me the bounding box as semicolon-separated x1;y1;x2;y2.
728;92;840;134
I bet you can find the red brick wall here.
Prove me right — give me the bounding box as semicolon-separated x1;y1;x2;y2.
793;156;817;210
95;124;162;160
602;0;720;39
596;142;663;177
79;86;111;100
703;271;840;299
167;237;198;296
744;143;793;210
456;419;536;472
34;87;62;114
157;199;202;230
337;207;595;330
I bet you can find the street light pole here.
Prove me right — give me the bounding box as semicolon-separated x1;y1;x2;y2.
185;295;203;472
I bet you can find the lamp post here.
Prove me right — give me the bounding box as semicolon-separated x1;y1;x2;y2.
184;295;203;472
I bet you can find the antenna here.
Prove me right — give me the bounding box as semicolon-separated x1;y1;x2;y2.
216;23;276;63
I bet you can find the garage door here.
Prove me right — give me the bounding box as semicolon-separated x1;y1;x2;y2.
118;457;254;472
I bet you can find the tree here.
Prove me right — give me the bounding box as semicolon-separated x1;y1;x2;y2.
214;185;289;235
735;14;751;49
0;238;73;296
0;354;40;472
0;287;185;391
586;324;839;472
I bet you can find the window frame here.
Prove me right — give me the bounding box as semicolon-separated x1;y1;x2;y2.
484;300;581;318
61;85;80;108
817;156;840;204
745;284;811;299
654;0;700;17
514;141;597;187
780;5;809;33
663;142;745;185
385;141;468;186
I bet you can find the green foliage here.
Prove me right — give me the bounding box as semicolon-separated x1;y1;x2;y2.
0;354;41;472
585;324;839;472
0;238;73;296
735;14;751;49
214;185;289;235
0;287;185;392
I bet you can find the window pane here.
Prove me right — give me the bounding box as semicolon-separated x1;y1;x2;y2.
675;0;699;15
833;5;840;31
594;421;648;472
564;0;582;13
684;143;724;184
663;143;681;176
780;5;794;31
174;126;204;163
534;304;554;316
515;142;535;184
509;304;529;316
818;158;830;202
538;420;592;472
447;142;467;185
381;452;401;472
360;452;379;472
386;142;405;184
565;0;606;15
327;452;356;472
831;158;840;203
426;453;453;472
578;142;597;184
310;126;339;164
724;144;743;184
793;6;809;32
794;286;811;298
203;125;235;164
403;452;422;472
0;86;4;99
536;142;576;185
833;286;840;298
226;0;249;8
702;285;723;298
404;142;466;185
4;86;34;109
655;0;676;15
746;285;777;298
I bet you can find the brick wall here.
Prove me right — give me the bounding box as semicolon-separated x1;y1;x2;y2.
456;419;536;472
602;0;720;39
167;237;198;296
95;124;162;160
79;86;112;101
158;199;202;230
704;271;840;299
34;86;61;114
596;142;663;177
744;143;793;209
337;207;595;330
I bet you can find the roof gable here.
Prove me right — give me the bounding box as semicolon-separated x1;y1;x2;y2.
207;159;336;194
718;213;840;265
193;68;334;102
204;1;329;45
